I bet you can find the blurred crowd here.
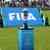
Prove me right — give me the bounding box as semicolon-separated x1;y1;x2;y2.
0;0;50;8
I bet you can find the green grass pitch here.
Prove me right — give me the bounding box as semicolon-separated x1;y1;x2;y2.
0;10;50;50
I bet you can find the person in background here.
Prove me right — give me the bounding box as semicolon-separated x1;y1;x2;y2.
40;10;45;26
0;0;2;7
19;1;24;7
0;14;3;28
45;16;49;26
32;0;37;7
24;1;28;7
9;1;16;7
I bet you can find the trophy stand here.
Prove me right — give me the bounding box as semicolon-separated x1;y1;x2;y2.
18;22;34;50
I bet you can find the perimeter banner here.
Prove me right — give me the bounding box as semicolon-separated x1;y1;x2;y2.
2;7;43;27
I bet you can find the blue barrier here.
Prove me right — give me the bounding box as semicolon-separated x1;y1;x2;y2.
1;7;43;27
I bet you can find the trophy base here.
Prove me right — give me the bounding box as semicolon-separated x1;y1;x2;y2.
19;28;34;50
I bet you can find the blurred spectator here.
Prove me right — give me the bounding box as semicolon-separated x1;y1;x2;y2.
45;0;50;7
18;0;28;7
24;1;28;7
4;2;10;7
32;0;37;7
28;0;32;7
3;0;11;7
38;0;49;8
18;1;24;7
0;14;3;28
45;16;49;26
0;0;4;7
0;0;2;7
19;0;28;7
21;1;24;7
9;1;16;7
15;1;19;7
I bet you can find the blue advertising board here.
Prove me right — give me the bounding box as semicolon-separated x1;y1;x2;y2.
2;7;43;27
